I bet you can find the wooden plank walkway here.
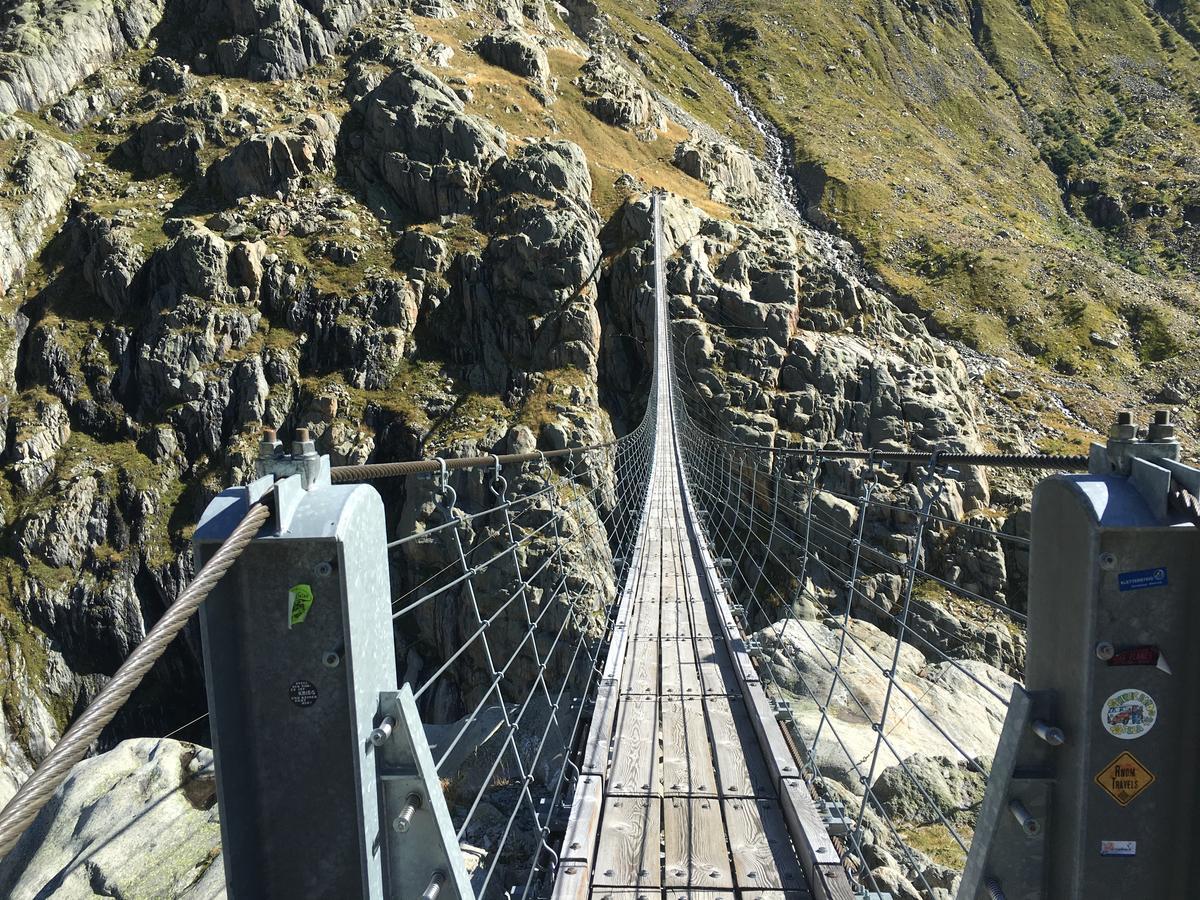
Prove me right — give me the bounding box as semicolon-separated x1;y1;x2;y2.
579;413;812;900
554;193;841;900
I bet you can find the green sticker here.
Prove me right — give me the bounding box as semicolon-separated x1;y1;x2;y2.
288;584;314;628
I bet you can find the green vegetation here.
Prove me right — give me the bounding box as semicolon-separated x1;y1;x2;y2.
1122;302;1182;362
663;0;1200;429
1037;108;1099;181
0;584;69;739
513;367;593;434
265;229;398;295
900;822;971;870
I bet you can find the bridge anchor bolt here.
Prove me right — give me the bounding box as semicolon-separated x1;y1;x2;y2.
422;871;445;900
1007;798;1040;836
369;715;396;746
393;792;424;833
1031;719;1065;746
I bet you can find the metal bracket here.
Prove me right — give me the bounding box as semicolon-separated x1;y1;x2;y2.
821;801;851;836
772;697;795;724
957;687;1051;900
256;428;329;492
375;687;476;900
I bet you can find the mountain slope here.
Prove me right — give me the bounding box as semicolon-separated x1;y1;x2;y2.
663;0;1200;444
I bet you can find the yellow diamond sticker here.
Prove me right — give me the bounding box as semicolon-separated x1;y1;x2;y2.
1095;751;1155;807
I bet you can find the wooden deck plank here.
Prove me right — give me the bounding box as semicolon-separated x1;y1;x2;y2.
688;603;719;640
660;698;718;796
562;773;604;863
661;640;701;698
661;602;687;638
664;797;733;888
705;697;774;798
609;698;661;795
628;600;660;640
594;796;662;887
695;638;738;697
621;634;660;695
722;798;806;891
660;637;682;697
677;640;702;697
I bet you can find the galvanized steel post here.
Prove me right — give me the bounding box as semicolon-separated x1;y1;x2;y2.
959;410;1200;899
194;437;397;899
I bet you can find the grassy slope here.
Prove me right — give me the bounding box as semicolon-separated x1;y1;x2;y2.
665;0;1200;448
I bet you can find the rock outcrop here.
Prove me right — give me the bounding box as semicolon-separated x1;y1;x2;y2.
0;0;166;114
473;29;550;85
575;53;662;132
673;137;761;204
60;210;147;316
183;0;375;81
121;89;230;178
408;0;458;18
208;113;340;203
344;62;507;219
630;198;983;460
410;138;603;393
761;617;1012;790
7;393;71;494
0;739;222;899
0;118;83;295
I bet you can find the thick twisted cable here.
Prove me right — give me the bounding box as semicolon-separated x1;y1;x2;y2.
329;441;626;483
0;501;271;859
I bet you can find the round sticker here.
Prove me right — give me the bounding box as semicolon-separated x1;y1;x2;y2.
289;680;318;708
1101;689;1157;740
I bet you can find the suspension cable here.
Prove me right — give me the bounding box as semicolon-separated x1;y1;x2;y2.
0;501;271;858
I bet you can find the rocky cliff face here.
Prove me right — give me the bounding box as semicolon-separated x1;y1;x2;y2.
0;0;1078;893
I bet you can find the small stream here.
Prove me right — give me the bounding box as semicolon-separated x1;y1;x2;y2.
656;4;803;218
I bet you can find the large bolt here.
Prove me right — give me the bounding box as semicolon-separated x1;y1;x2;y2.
292;427;317;460
1032;720;1065;746
393;792;424;833
369;716;396;746
421;871;445;900
1108;411;1137;442
1008;798;1040;835
1148;409;1177;442
258;428;282;459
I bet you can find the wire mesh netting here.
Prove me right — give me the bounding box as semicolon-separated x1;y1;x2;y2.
667;300;1066;897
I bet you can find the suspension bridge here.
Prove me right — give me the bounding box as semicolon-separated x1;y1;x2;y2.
0;193;1196;900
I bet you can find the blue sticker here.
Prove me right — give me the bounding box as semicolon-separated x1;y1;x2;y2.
1118;568;1168;592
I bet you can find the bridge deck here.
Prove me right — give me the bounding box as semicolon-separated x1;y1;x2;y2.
588;442;811;900
554;195;813;900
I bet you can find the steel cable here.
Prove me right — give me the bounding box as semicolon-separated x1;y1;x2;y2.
0;501;271;859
